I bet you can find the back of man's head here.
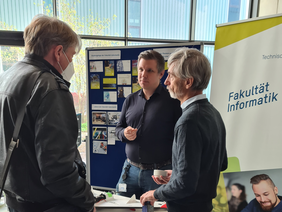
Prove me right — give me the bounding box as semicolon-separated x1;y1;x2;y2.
167;48;211;91
24;14;81;57
137;50;164;73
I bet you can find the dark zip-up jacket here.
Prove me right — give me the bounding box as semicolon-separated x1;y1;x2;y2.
0;54;94;212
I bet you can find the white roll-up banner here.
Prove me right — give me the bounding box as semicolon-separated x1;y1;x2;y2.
210;15;282;210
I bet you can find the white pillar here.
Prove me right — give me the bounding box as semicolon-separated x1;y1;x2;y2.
0;46;3;74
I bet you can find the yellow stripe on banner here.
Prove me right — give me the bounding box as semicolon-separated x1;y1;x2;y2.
215;16;282;50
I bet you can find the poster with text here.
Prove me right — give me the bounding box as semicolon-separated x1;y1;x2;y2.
211;15;282;172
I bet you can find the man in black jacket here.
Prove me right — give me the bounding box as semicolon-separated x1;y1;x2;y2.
140;48;228;212
0;15;95;212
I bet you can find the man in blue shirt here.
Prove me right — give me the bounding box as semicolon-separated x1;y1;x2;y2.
242;174;282;212
115;50;182;199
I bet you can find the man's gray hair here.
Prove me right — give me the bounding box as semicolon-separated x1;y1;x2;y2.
168;48;211;91
24;14;81;57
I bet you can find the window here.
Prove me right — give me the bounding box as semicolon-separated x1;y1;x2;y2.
128;0;191;40
203;44;215;100
57;0;125;37
0;0;258;162
128;0;141;37
0;46;24;73
0;0;52;31
195;0;250;41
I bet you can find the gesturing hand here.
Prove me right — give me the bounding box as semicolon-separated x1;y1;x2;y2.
124;126;138;141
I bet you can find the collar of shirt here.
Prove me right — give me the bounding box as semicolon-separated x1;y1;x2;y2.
181;94;207;109
26;54;71;87
138;83;162;99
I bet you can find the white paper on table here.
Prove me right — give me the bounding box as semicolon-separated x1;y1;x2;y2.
126;194;137;204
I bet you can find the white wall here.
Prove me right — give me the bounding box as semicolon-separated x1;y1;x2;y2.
259;0;282;16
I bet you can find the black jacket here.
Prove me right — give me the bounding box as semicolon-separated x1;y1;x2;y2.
0;54;94;212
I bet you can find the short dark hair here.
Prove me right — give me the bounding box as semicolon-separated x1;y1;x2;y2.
250;174;275;187
137;50;165;73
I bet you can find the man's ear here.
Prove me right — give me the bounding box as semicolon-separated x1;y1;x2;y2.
54;45;63;62
274;186;278;195
185;77;194;89
159;70;165;79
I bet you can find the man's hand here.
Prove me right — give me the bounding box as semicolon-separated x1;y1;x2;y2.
93;207;96;212
152;170;172;184
140;190;157;206
124;126;138;141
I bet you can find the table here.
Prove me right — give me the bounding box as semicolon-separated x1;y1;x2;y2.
92;189;167;212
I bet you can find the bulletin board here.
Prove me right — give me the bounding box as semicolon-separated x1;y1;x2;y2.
86;42;202;189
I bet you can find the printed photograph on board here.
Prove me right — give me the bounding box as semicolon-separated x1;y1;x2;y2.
118;87;124;98
93;140;108;154
117;74;131;85
108;127;119;145
117;60;130;72
92;127;108;140
104;91;117;102
90;61;103;72
107;112;121;126
92;111;107;125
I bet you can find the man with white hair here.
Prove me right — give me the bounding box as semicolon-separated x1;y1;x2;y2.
140;48;228;212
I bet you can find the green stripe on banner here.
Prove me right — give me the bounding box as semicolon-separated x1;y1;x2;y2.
215;16;282;50
223;157;241;173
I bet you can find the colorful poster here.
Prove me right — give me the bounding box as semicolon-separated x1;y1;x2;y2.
103;78;116;89
132;76;141;93
104;60;115;76
132;60;138;76
90;74;100;89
